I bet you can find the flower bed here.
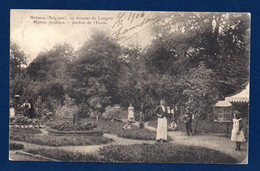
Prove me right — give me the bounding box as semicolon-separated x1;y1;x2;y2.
10;115;46;128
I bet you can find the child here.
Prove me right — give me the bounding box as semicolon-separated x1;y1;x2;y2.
127;104;135;123
123;121;132;129
168;120;178;131
231;111;246;150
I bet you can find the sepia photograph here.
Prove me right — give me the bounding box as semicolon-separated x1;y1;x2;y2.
9;10;250;164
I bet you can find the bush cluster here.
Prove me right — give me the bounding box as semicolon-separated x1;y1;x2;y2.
102;105;127;120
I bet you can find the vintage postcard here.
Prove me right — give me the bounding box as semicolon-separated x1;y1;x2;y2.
9;10;250;164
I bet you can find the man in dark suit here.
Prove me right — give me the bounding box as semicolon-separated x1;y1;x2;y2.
185;107;193;136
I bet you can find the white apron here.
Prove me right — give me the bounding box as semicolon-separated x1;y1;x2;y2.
156;117;168;140
10;107;15;118
231;118;246;142
128;106;135;122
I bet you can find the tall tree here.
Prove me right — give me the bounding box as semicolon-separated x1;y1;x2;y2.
67;31;122;108
10;42;27;79
149;12;250;100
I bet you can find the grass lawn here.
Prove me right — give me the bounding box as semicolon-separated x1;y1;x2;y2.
82;118;171;141
25;143;238;164
9;127;113;146
99;143;238;164
26;148;98;162
9;127;42;134
148;118;232;134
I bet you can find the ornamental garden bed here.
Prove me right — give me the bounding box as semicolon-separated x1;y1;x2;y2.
10;127;112;146
47;121;103;135
47;128;103;136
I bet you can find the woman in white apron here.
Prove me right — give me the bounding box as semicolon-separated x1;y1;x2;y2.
155;99;168;142
231;111;246;150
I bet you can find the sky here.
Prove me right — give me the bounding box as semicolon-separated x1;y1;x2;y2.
10;10;156;63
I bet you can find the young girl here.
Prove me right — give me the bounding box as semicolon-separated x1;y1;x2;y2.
231;111;246;150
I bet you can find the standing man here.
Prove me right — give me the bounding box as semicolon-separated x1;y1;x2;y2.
185;107;193;136
155;99;168;142
95;103;102;122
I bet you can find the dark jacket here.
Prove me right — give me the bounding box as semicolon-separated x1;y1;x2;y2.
185;108;193;123
155;105;169;118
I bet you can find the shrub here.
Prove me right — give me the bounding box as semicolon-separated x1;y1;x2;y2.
55;94;78;119
77;103;90;118
102;105;127;120
55;105;78;119
9;142;24;150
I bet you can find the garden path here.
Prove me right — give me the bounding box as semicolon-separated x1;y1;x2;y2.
53;134;155;157
144;122;248;164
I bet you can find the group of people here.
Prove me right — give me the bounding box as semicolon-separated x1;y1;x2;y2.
13;96;246;151
10;99;36;118
137;99;246;150
155;99;194;142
